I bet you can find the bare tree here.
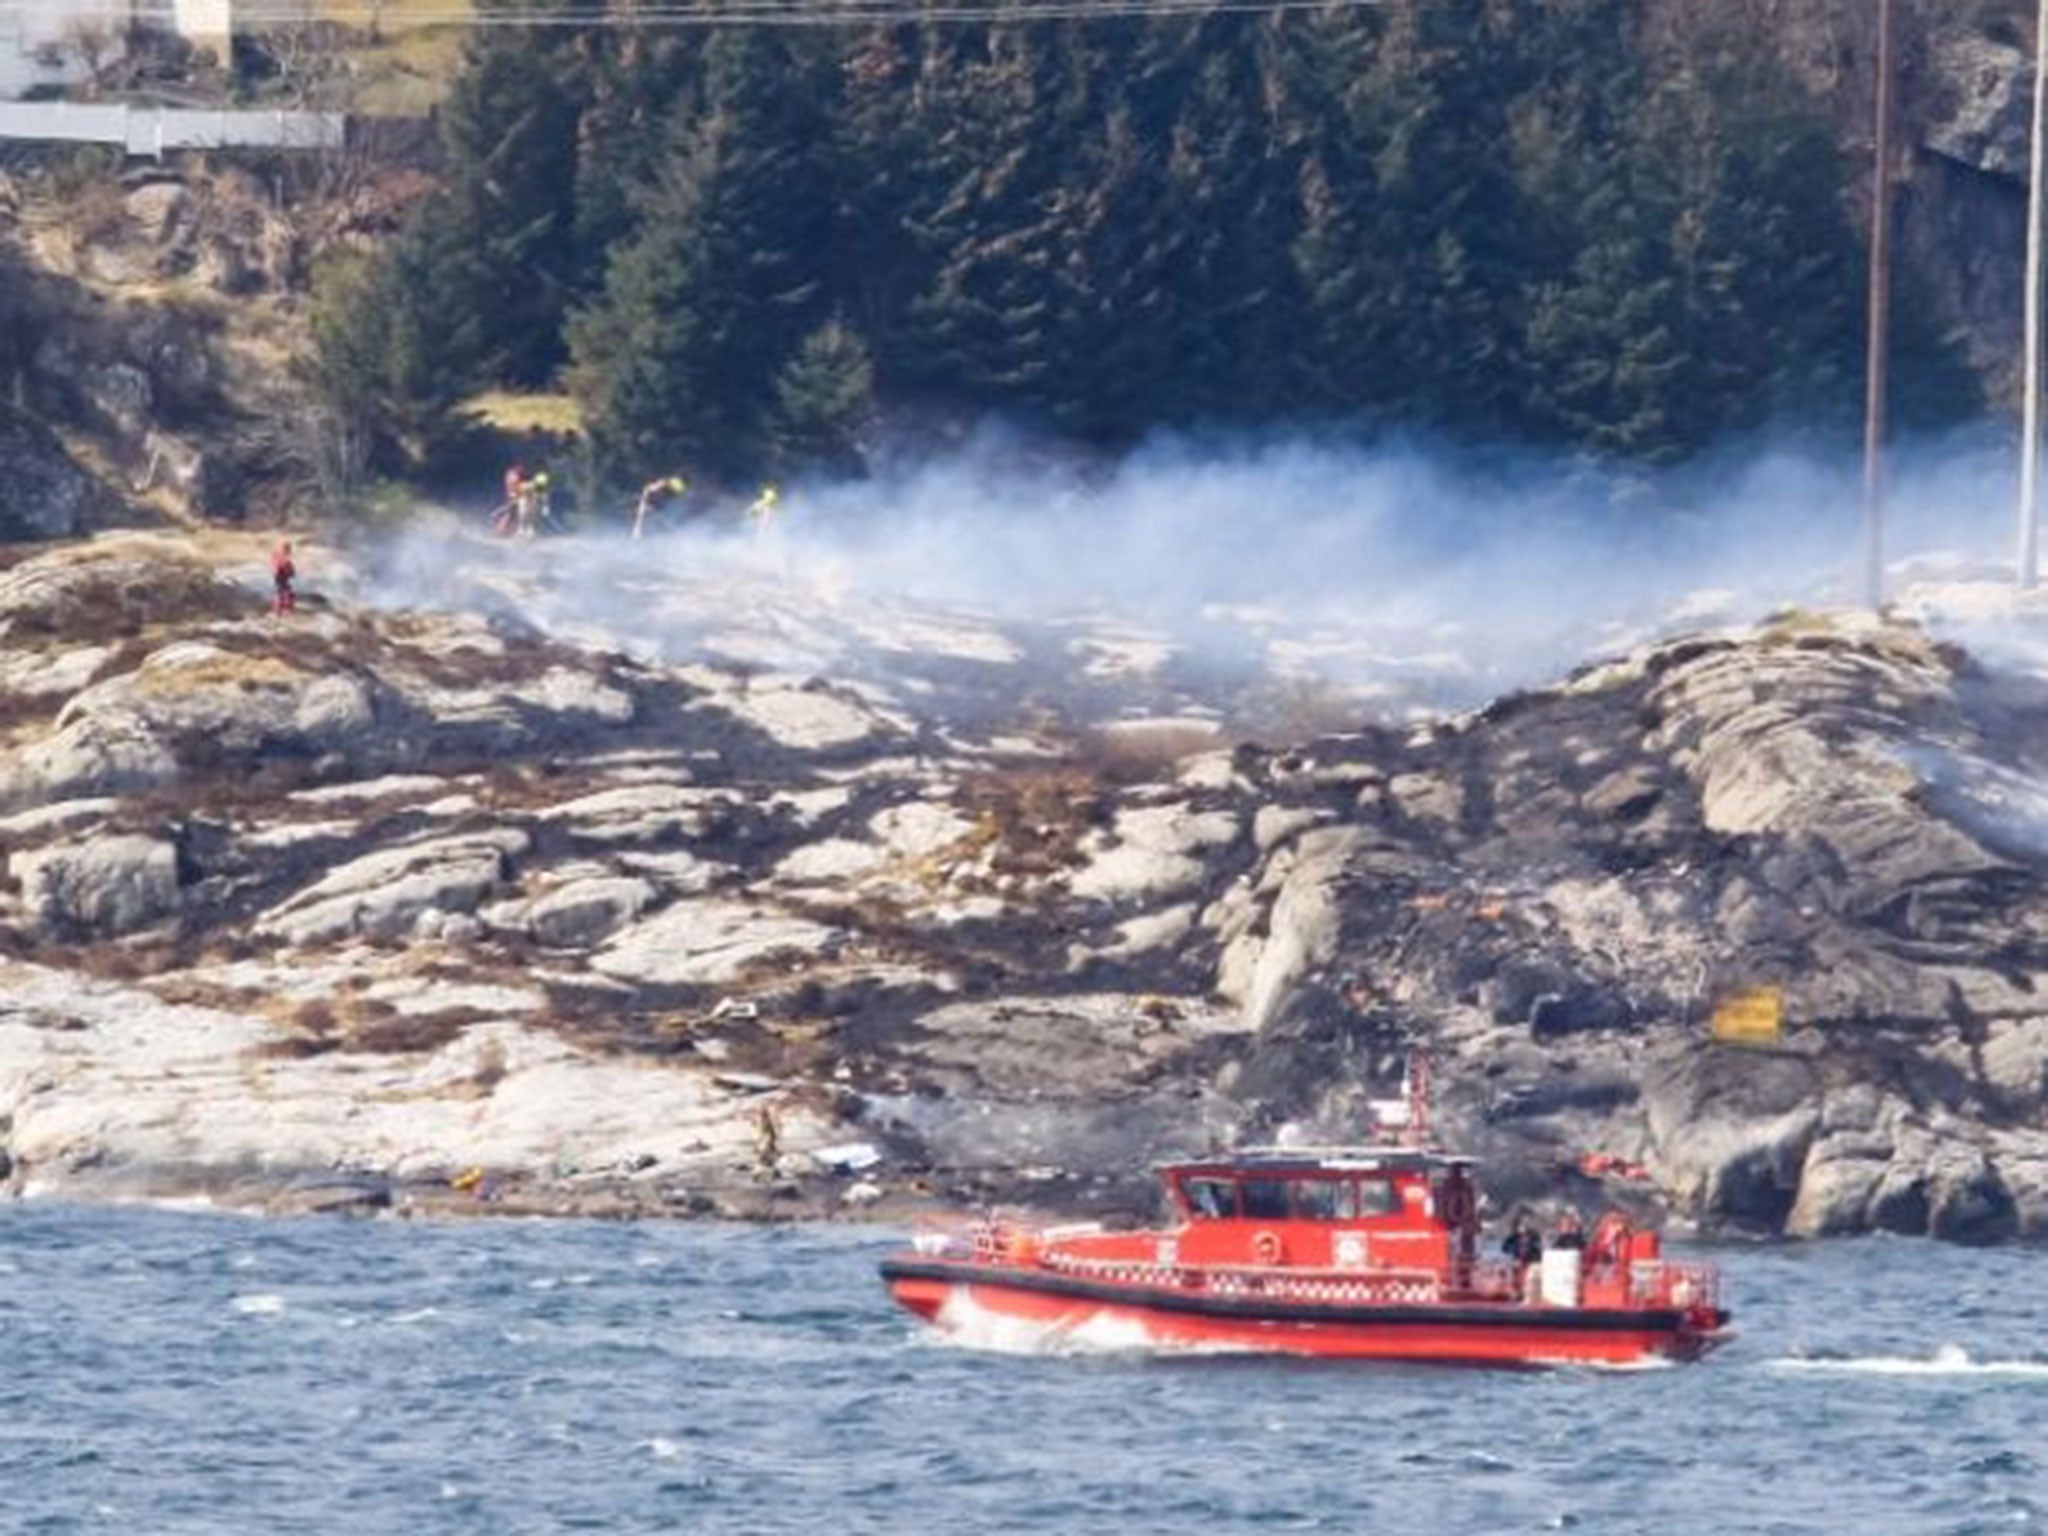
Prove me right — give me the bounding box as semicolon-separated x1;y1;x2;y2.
60;18;117;99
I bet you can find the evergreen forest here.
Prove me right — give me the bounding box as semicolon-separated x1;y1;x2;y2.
308;0;1971;492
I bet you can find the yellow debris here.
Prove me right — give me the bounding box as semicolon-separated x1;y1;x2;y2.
450;1166;485;1193
1711;986;1784;1046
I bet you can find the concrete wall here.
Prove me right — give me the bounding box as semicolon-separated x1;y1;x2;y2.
0;101;345;154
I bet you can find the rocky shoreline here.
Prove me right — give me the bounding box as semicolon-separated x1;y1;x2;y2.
5;531;2048;1243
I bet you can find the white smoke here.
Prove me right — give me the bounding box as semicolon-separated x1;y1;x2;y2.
339;421;2033;721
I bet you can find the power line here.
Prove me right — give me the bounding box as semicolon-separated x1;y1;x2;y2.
0;0;1392;21
1862;0;1895;612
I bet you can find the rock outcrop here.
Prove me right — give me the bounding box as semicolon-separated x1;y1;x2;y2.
5;533;2048;1240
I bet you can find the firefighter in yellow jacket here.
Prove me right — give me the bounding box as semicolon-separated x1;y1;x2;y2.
633;475;687;540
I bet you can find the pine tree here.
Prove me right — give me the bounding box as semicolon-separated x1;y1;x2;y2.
426;17;587;386
769;320;877;475
300;229;484;474
568;30;838;482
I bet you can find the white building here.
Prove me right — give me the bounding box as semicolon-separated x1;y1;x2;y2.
0;0;246;101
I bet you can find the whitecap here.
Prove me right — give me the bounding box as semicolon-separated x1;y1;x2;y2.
639;1437;683;1460
388;1307;440;1325
230;1293;286;1316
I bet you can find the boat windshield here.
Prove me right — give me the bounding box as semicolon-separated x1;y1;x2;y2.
1357;1177;1400;1215
1291;1180;1349;1219
1176;1170;1419;1222
1242;1178;1290;1220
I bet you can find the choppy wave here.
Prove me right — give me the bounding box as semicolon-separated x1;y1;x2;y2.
12;1206;2048;1535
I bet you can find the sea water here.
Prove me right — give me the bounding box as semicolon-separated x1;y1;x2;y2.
2;1201;2043;1534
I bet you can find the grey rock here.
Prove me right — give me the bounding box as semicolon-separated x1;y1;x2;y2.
14;832;179;939
0;406;93;541
0;715;181;808
1787;1133;1888;1237
1927;1144;2018;1245
1925;34;2031;179
1870;1148;1933;1235
1983;1019;2048;1104
81;362;153;439
257;829;529;946
525;876;657;950
267;1176;391;1217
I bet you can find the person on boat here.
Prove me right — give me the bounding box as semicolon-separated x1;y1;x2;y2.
270;538;296;615
1550;1208;1586;1250
633;474;688;540
1501;1212;1543;1268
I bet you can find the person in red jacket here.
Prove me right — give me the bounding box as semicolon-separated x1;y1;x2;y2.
271;539;297;615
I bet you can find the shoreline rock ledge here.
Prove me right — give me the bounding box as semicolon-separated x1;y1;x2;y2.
4;535;2048;1243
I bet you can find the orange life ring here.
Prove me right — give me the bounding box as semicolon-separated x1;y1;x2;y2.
1251;1230;1283;1266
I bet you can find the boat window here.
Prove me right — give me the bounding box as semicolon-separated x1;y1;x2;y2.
1355;1178;1400;1216
1241;1179;1290;1220
1183;1177;1237;1220
1289;1179;1348;1220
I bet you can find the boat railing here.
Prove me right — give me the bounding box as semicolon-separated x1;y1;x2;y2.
1632;1259;1717;1312
1203;1264;1444;1305
1035;1248;1446;1305
1465;1260;1523;1302
910;1227;977;1260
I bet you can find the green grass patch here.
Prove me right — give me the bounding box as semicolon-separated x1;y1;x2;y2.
463;390;586;436
315;2;473;114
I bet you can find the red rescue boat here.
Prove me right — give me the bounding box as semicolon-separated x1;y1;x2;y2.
880;1063;1729;1367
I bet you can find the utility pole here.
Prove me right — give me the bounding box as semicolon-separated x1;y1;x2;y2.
1863;0;1897;611
2021;0;2048;591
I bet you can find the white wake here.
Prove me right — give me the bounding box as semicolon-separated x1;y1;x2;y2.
1768;1344;2048;1379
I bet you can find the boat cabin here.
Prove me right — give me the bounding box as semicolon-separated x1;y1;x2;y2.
1153;1147;1479;1277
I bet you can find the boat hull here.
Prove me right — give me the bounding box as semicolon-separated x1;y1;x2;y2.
882;1259;1727;1367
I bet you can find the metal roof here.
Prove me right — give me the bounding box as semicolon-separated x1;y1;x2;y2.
1157;1146;1474;1174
